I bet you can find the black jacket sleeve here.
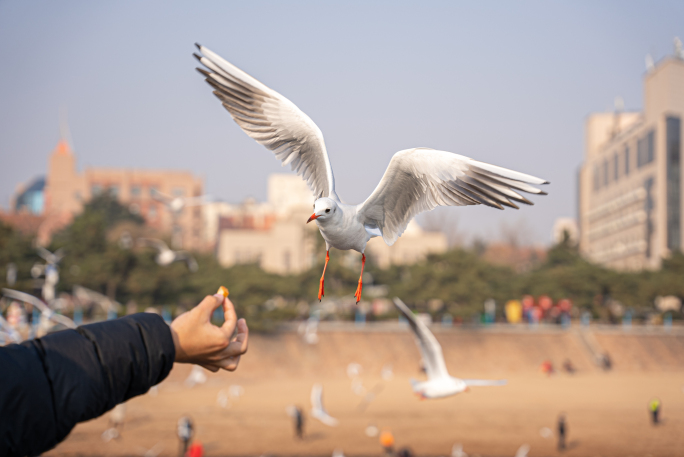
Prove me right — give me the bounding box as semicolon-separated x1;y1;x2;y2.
0;313;176;457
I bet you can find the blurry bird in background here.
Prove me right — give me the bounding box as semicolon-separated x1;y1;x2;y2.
138;238;198;272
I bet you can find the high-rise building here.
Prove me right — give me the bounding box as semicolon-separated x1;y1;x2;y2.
578;46;683;269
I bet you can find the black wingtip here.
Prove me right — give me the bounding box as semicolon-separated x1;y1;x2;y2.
195;67;211;77
538;190;548;196
193;53;202;62
195;42;202;51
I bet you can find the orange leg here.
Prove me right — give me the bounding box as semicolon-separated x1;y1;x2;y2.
318;250;330;301
354;254;366;303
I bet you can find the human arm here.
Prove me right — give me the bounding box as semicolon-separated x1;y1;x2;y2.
0;313;175;457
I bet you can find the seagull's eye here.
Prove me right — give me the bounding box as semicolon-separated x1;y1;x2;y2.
325;209;330;213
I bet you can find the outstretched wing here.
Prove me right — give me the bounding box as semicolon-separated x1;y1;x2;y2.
2;288;77;329
310;383;338;426
195;44;338;201
358;148;548;245
393;298;449;380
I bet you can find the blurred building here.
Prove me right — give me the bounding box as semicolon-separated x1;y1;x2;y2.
216;174;448;274
552;218;579;245
578;44;684;269
364;221;448;268
11;139;205;249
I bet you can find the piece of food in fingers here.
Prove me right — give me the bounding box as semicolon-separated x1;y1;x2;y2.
216;286;229;298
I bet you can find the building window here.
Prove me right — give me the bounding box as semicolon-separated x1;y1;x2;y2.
613;152;619;182
666;116;681;251
624;145;630;176
593;164;600;191
646;130;655;164
91;184;103;196
172;187;185;197
131;185;141;197
638;130;656;167
602;159;609;187
108;185;119;198
645;177;655;258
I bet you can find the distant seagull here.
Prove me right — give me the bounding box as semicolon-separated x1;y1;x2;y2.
37;247;64;266
151;189;211;214
134;443;164;457
138;238;198;272
393;298;506;399
310;384;338;426
185;365;207;388
194;44;548;303
2;288;76;330
514;444;530;457
451;443;468;457
298;316;319;345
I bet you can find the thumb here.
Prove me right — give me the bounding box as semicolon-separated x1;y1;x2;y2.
197;294;224;320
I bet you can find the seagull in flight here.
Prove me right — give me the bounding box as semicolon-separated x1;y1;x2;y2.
138;238;198;272
151;189;211;214
393;298;506;399
310;383;338;426
194;44;548;302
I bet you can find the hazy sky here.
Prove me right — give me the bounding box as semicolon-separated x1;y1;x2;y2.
1;1;682;245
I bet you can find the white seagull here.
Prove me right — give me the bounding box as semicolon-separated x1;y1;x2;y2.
151;189;211;214
195;44;548;302
310;383;339;426
138;238;198;272
393;298;506;399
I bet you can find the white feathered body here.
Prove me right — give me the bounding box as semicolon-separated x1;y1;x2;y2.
411;377;468;399
314;203;374;253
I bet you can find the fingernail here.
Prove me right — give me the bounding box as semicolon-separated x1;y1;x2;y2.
213;293;224;301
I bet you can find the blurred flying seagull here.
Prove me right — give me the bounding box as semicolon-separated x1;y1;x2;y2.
514;444;530;457
194;44;548;303
151;189;211;214
138;238;198;272
310;383;338;426
2;288;76;330
393;297;506;399
37;247;65;266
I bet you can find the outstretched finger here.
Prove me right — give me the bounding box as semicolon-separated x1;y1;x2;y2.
216;355;241;372
220;319;248;358
220;298;238;337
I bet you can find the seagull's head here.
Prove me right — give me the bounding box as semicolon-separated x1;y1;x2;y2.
307;198;338;224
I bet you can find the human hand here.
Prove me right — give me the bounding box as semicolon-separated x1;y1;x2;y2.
170;294;248;372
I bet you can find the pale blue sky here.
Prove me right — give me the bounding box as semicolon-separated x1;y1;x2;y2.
1;1;682;244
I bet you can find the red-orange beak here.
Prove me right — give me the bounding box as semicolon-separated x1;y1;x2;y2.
307;213;318;223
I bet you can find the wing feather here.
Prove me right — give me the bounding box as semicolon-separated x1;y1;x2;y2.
195;45;338;200
393;298;450;380
358;148;548;245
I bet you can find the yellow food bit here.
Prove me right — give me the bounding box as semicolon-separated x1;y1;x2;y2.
216;286;229;298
